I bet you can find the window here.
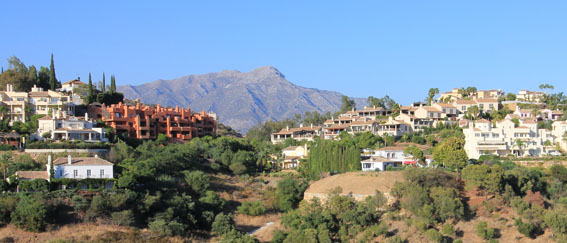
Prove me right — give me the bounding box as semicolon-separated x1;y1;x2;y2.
87;169;91;177
59;170;63;177
73;170;78;177
364;163;371;168
100;169;104;177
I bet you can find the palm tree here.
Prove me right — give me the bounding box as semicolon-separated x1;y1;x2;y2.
467;106;481;120
514;139;526;157
0;105;7;120
0;152;12;180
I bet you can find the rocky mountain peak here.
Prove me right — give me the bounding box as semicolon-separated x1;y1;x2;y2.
118;66;366;132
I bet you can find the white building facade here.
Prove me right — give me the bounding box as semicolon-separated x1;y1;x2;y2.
51;155;113;179
463;119;562;159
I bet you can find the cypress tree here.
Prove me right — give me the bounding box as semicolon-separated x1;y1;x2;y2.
101;73;106;92
87;73;93;104
49;53;57;90
110;75;116;93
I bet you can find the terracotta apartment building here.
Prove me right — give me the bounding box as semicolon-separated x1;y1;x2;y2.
88;102;216;140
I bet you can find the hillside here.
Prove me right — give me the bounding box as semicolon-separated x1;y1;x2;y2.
118;66;367;132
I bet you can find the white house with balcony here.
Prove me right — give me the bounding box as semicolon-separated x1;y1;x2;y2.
60;79;87;93
281;144;309;169
463;119;561;159
361;145;433;171
271;124;322;144
0;84;29;123
34;112;107;142
28;85;75;116
376;117;412;137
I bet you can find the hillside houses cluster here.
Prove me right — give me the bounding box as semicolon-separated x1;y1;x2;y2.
0;84;82;124
271;88;567;163
464;119;566;159
270;96;503;144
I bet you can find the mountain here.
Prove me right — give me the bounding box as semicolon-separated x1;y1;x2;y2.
118;66;367;133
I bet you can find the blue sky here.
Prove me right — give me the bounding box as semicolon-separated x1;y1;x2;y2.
1;1;566;105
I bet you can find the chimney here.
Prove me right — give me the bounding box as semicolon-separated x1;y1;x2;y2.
95;154;99;158
286;126;289;131
47;155;52;178
85;112;89;120
311;123;313;128
299;123;303;128
67;155;72;165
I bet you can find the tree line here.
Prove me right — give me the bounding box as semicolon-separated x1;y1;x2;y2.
0;55;60;92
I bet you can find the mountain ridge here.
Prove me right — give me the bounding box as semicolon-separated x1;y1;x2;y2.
118;66;367;133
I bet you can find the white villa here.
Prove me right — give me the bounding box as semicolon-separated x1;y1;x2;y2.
0;84;80;124
14;155;114;191
271;124;322;144
361;146;433;171
52;155;113;179
34;112;107;142
281;145;309;169
463;119;563;159
60;79;87;93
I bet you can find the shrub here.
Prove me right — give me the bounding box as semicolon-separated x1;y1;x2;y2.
386;236;403;243
0;197;17;225
442;223;454;236
0;144;16;151
183;170;210;195
412;218;429;232
237;201;266;216
71;195;90;213
515;218;536;238
229;163;247;175
276;177;305;211
148;219;185;236
476;221;494;240
545;209;567;236
41;132;51;139
220;229;256;243
10;195;48;232
425;228;442;243
111;210;134;226
272;230;287;243
85;195;107;222
18;179;49;192
212;213;235;235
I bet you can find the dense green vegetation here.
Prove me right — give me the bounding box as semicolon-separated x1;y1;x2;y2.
0;56;58;92
303;138;361;180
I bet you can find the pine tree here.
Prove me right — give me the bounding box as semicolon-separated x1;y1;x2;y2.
102;73;106;92
49;53;57;90
87;73;93;104
110;75;116;93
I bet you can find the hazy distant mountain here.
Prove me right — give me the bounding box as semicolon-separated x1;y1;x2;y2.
118;66;367;133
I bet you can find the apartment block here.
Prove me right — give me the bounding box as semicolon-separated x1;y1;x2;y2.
88;102;216;141
463;119;561;159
